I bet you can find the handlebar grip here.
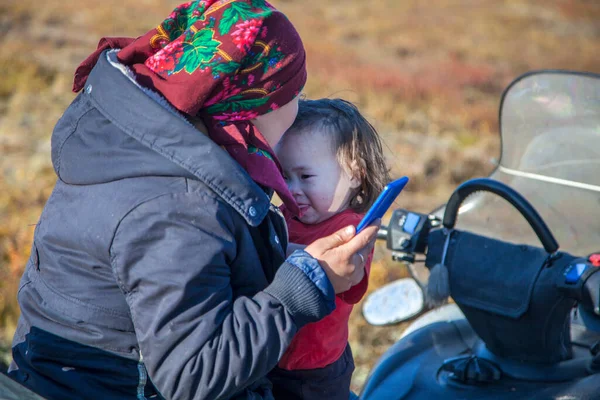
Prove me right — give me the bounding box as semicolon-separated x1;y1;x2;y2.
377;226;388;240
443;178;559;254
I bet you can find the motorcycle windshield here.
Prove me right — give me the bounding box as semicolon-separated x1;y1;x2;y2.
442;71;600;256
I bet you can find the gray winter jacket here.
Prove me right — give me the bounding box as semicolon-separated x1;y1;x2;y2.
9;50;335;400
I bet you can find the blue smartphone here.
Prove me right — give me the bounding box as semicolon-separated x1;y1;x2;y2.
356;176;409;233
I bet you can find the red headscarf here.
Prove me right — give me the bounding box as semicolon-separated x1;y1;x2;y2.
73;0;306;215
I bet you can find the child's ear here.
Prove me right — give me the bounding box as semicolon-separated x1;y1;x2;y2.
348;160;362;189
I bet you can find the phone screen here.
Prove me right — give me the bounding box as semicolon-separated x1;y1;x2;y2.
356;176;409;233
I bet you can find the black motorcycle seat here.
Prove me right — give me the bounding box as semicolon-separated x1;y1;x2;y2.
360;319;600;400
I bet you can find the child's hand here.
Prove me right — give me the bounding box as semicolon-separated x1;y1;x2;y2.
304;220;380;294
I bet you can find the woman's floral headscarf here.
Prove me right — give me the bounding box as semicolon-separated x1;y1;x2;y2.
73;0;306;215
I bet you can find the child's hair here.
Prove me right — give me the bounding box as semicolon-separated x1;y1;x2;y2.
287;98;391;213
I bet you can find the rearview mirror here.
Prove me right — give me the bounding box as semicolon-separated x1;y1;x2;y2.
362;278;424;325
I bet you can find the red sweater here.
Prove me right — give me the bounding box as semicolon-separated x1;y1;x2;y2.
278;206;373;370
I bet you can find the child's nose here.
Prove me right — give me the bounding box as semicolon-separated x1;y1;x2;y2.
288;179;302;196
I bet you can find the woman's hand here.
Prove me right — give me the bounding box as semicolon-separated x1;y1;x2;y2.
304;220;381;294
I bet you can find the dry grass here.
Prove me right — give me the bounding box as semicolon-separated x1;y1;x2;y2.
1;0;600;390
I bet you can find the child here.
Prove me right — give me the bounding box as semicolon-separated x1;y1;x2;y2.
270;98;391;400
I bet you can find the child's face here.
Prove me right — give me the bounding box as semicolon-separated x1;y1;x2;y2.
276;128;361;224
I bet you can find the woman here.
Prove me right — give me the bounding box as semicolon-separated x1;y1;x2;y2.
7;1;378;399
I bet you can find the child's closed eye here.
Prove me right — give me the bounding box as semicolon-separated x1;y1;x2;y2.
301;174;314;180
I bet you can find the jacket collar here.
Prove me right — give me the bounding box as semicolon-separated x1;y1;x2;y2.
85;50;271;226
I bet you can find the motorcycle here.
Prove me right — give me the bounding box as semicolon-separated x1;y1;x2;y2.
360;70;600;399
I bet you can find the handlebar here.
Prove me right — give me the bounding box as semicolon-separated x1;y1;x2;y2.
443;178;559;254
377;226;388;240
373;178;600;319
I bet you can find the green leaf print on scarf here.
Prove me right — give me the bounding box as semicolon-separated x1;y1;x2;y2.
248;145;274;160
174;28;221;74
163;1;205;41
241;41;285;75
250;0;267;8
260;44;284;74
219;2;271;36
205;94;269;114
211;61;241;75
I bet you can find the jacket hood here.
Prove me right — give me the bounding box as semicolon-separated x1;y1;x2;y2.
50;50;271;226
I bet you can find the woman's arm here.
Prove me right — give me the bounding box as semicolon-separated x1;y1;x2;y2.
110;193;334;400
